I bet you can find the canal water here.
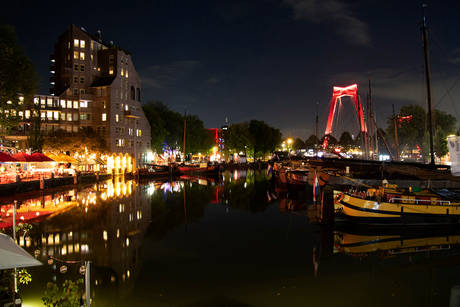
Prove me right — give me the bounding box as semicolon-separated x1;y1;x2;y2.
5;170;460;306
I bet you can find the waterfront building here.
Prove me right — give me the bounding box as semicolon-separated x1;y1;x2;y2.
4;25;152;174
49;25;151;173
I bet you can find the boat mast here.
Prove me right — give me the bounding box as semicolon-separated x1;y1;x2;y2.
422;4;435;165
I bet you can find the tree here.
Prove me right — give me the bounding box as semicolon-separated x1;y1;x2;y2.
26;113;44;152
385;104;458;161
226;122;253;156
305;134;319;150
0;25;40;135
142;101;169;152
183;114;214;155
292;137;306;150
338;131;354;151
249;120;282;161
44;127;108;155
42;279;84;307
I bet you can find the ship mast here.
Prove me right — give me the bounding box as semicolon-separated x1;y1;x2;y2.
422;4;435;165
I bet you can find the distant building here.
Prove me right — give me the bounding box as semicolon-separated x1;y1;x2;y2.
5;25;152;173
207;122;228;161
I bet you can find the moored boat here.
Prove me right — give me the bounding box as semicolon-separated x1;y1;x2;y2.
335;185;460;225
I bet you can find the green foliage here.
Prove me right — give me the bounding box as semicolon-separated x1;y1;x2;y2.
142;101;169;152
44;127;108;155
0;25;40;135
226;122;252;155
26;114;45;152
292;137;306;150
17;269;31;285
385;104;458;160
184;114;214;155
339;131;354;151
305;134;319;150
249;120;282;161
42;279;84;307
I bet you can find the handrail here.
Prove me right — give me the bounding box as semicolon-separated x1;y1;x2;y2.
388;197;450;206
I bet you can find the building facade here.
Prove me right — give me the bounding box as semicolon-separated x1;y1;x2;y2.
48;25;151;172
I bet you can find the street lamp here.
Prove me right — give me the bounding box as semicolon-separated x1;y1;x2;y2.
288;138;292;152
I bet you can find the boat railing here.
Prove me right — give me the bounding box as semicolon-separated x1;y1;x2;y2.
388;197;450;206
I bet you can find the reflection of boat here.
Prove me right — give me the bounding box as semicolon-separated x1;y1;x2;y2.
135;164;181;179
334;224;460;257
335;186;460;225
179;162;223;176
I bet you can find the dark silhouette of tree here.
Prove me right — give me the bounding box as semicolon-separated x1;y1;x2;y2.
0;25;40;135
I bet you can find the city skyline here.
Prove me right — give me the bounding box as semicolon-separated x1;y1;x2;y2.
3;0;460;140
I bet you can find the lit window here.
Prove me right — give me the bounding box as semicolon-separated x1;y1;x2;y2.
47;111;52;119
137;129;142;137
115;114;119;122
61;113;65;120
125;104;128;111
80;52;85;60
80;40;85;48
80;101;88;108
73;101;78;109
74;39;79;47
109;66;114;74
73;51;78;59
67;100;72;108
121;68;124;76
67;114;72;121
126;70;129;78
102;113;107;121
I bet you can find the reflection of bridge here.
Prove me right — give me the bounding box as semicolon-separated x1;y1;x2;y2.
323;84;367;149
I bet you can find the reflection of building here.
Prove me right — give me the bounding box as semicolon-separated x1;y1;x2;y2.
28;178;152;302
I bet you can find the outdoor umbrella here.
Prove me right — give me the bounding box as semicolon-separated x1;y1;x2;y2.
0;233;42;270
30;152;55;162
55;153;80;163
0;152;18;163
11;152;38;162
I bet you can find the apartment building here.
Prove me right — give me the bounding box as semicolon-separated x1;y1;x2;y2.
48;25;151;172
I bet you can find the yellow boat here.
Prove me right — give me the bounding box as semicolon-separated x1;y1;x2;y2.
334;185;460;225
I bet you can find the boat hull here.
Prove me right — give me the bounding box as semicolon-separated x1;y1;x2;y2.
338;193;460;225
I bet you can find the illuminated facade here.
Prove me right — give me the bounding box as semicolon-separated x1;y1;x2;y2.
50;25;151;172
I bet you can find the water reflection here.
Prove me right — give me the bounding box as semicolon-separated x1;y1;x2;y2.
3;170;460;306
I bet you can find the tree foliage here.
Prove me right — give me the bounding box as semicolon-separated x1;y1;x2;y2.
26;114;44;152
44;127;108;155
226;122;253;155
385;104;458;160
0;25;40;135
142;101;169;152
42;279;84;307
249;120;282;161
184;114;214;155
292;137;306;150
305;134;319;150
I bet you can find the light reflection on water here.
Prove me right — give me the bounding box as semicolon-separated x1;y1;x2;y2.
3;170;460;306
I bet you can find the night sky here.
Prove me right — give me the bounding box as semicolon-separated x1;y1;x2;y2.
3;0;460;140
